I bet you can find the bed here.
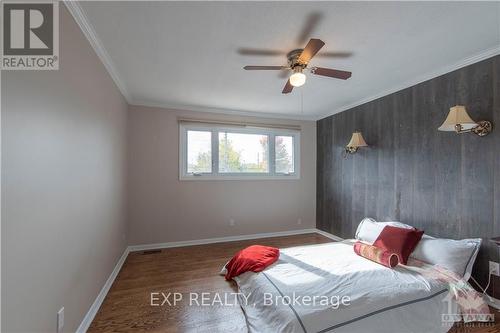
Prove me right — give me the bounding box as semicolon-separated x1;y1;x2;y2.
233;240;461;333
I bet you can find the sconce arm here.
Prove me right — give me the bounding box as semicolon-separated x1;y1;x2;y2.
471;120;492;137
455;121;492;137
343;146;359;159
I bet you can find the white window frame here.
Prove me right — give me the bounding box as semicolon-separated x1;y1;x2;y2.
179;123;300;180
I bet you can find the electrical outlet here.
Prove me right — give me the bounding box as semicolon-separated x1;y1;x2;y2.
489;261;499;276
57;307;64;333
297;218;302;225
229;218;235;227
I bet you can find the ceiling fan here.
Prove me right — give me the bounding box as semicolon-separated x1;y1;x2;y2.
243;38;352;94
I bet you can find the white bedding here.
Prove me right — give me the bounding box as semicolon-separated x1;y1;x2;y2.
233;241;459;333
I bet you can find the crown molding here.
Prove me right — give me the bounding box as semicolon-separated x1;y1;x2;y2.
130;99;318;121
315;45;500;121
64;1;132;103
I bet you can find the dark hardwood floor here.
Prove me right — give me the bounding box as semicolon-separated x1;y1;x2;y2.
88;233;500;333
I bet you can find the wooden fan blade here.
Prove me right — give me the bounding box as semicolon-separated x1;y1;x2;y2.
297;12;323;45
238;48;286;56
278;69;290;79
311;67;352;80
244;65;285;70
282;79;293;94
315;51;353;58
298;38;325;64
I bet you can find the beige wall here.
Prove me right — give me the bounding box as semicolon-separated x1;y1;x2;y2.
1;7;128;333
127;105;316;245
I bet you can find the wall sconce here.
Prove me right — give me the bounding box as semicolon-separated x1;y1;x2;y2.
344;131;368;158
438;105;492;137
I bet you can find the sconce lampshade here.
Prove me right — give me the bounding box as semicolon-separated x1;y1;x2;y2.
438;105;477;131
347;132;368;148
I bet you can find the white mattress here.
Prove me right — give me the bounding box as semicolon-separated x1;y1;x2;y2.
234;241;458;333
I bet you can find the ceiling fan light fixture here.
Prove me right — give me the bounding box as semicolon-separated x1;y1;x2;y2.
289;68;306;87
242;38;352;94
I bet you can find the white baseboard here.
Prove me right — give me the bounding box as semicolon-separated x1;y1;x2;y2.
128;228;319;252
314;228;344;241
77;228;343;332
76;247;129;333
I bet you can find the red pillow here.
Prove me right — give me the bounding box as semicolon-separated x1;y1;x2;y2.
224;245;279;280
373;226;424;264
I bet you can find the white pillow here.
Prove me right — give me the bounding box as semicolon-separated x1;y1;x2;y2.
354;218;414;244
379;221;415;229
354;218;482;279
410;235;481;279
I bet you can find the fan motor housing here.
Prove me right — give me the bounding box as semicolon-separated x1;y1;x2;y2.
287;49;307;69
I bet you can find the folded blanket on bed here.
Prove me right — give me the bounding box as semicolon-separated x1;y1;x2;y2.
407;258;492;323
224;245;279;280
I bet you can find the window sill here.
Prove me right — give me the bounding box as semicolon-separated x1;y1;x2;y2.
179;174;300;181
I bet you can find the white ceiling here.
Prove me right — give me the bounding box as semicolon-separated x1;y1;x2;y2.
76;1;500;120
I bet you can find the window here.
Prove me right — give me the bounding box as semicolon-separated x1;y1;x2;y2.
187;130;212;173
275;135;294;174
219;132;269;173
180;122;300;180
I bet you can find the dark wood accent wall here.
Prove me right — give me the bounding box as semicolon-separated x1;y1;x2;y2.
317;55;500;291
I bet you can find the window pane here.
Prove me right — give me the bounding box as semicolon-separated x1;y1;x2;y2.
219;132;268;173
275;136;294;173
187;130;211;173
